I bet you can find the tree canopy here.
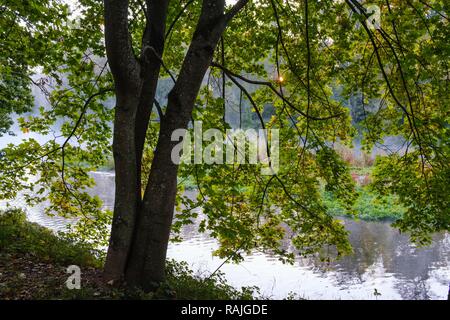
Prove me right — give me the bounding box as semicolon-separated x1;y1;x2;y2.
0;0;448;285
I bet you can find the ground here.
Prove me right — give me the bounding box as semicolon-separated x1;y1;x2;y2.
0;251;103;299
0;208;258;300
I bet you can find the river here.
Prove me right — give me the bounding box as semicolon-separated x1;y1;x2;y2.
1;171;449;300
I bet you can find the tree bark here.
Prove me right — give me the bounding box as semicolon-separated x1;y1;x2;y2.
134;0;169;189
103;0;248;289
127;0;170;281
125;1;229;288
103;0;142;282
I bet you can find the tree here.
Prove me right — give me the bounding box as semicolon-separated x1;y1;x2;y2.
0;0;448;291
103;0;255;287
0;0;69;135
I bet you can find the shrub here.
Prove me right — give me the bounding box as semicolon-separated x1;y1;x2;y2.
0;208;101;268
163;260;259;300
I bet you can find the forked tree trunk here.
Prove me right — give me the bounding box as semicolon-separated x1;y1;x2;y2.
125;3;228;289
103;0;246;289
103;0;170;284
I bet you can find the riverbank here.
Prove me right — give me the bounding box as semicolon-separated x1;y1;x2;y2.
180;174;405;221
0;209;258;300
96;161;403;222
323;186;405;221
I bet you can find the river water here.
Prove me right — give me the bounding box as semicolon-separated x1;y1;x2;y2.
2;171;449;300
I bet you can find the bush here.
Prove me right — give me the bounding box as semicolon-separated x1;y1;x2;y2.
0;208;101;268
163;260;258;300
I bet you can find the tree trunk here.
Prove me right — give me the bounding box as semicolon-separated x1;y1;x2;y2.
103;0;247;289
125;4;228;288
103;0;142;282
103;0;169;283
104;93;140;281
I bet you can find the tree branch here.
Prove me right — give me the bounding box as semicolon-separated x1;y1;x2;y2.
211;61;344;121
225;0;250;22
104;0;141;93
165;0;195;39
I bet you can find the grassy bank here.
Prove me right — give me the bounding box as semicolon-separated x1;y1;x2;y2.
323;186;405;221
0;209;257;300
180;175;405;221
101;158;403;222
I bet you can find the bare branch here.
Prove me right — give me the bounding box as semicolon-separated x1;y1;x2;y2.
154;98;164;120
211;62;344;121
165;0;195;39
142;45;176;83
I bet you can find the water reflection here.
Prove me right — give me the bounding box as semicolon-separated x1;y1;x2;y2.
1;171;448;300
169;208;449;300
307;219;450;300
